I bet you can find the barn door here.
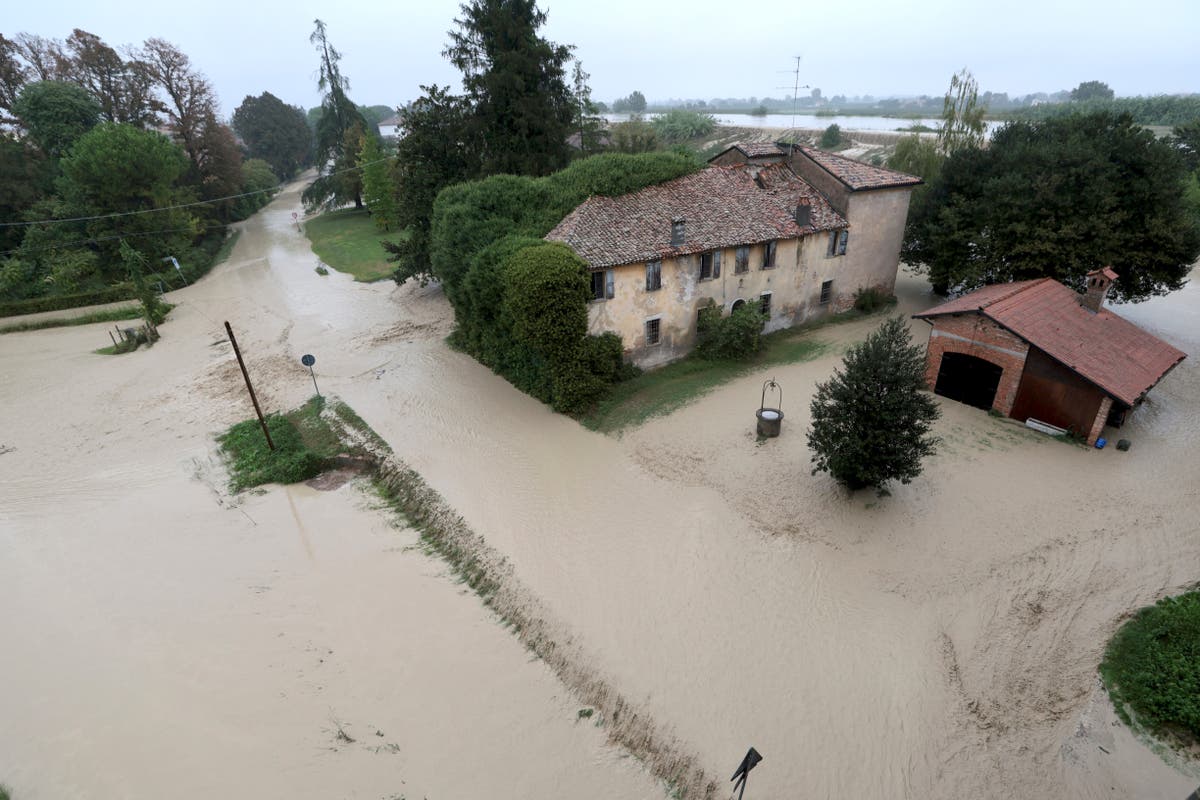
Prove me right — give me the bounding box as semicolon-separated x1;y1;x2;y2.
933;352;1003;410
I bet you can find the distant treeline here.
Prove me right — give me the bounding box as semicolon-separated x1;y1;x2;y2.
1014;95;1200;127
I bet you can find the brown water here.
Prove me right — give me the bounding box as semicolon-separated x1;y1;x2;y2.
2;179;1198;799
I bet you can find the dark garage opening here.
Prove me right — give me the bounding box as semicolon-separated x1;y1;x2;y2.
934;352;1003;410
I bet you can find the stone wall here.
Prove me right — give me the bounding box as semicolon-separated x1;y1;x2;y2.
923;313;1030;414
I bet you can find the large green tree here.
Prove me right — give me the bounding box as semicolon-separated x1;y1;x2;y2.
357;134;397;231
904;112;1200;299
232;92;312;180
1071;80;1114;102
444;0;576;176
808;316;941;494
303;19;368;209
12;80;101;158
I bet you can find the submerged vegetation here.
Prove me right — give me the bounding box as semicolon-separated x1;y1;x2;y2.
1101;590;1200;745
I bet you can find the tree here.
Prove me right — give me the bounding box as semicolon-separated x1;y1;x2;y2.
0;34;28;118
231;92;312;180
61;29;156;126
138;39;216;170
1167;120;1200;174
819;123;844;149
904;112;1200;300
0;137;52;252
570;60;606;156
358;134;397;231
385;85;478;284
444;0;576;176
304;19;368;209
1071;80;1114;102
807;316;940;493
937;68;986;154
610;119;657;153
887;133;941;183
651;109;715;143
628;90;646;113
12;81;101;157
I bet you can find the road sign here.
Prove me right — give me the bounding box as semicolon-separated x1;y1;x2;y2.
301;354;315;367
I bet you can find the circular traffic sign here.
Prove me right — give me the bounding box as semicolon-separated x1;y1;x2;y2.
301;354;315;367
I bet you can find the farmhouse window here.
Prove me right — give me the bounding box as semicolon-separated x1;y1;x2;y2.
762;240;777;269
646;260;662;291
827;229;848;256
760;292;772;317
820;280;833;304
591;269;614;301
645;317;661;345
699;251;721;280
735;246;749;273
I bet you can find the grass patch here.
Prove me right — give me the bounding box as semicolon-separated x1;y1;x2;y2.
1101;590;1200;749
579;307;889;434
218;397;344;492
0;305;143;334
304;208;408;282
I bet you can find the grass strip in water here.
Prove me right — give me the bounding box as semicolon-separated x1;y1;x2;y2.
304;208;408;282
580;306;893;434
0;305;146;334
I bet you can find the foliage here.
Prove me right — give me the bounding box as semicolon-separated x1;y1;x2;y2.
12;80;100;157
1167;120;1200;173
231;158;278;220
305;208;406;282
651;109;716;144
218;403;329;493
1017;95;1200;127
0;282;135;316
819;123;844;149
807;316;940;493
694;300;766;360
852;286;894;312
357;133;397;231
937;68;987;154
385;85;477;285
0;137;52;252
749;104;768;117
612;90;646;114
1101;591;1200;741
570;60;606;156
610;119;657;153
61;29;157;126
0;304;144;333
119;240;166;328
904;112;1200;299
1070;80;1114;102
232;92;313;180
305;19;369;209
444;0;575;177
887;133;942;183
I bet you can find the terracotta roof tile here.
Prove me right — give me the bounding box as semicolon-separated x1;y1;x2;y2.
545;163;845;269
915;280;1186;405
795;145;922;191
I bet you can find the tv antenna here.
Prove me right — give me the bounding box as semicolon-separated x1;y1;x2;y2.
776;55;810;154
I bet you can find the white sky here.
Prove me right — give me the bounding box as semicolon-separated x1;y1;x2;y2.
7;0;1199;116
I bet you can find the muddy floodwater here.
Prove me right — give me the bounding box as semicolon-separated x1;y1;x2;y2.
2;180;1198;799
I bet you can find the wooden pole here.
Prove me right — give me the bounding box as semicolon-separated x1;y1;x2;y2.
224;321;274;451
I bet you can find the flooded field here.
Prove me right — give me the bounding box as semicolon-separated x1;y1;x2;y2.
2;180;1197;799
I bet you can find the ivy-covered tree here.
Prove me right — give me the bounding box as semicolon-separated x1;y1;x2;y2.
232;92;312;180
303;19;368;210
808;316;940;494
904;112;1200;299
444;0;576;176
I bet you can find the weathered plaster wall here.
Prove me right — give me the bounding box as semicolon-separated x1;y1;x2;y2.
841;187;912;298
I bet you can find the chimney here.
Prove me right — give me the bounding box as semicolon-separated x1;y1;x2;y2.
671;217;686;247
794;197;812;228
1081;266;1118;312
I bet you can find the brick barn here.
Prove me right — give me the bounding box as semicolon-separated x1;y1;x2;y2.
913;268;1186;445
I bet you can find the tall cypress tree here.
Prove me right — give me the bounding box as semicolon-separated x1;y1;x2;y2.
443;0;575;176
303;19;368;209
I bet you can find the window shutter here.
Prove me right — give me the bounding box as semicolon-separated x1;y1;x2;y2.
838;230;849;255
606;270;614;299
713;250;721;278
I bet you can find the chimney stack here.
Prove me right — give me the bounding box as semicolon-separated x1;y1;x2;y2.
1081;266;1118;312
794;197;812;228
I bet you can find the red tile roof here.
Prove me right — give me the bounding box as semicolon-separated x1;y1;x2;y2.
795;145;922;191
545;163;846;269
714;141;787;159
914;279;1186;406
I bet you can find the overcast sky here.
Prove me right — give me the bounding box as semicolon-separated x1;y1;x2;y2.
7;0;1199;117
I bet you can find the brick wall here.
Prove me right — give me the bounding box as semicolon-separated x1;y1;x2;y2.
923;313;1030;414
1086;396;1113;446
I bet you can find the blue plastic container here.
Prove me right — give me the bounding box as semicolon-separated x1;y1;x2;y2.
1095;437;1107;449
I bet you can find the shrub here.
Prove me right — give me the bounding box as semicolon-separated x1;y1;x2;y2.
853;286;894;312
218;413;326;492
1101;591;1200;741
695;301;767;360
651;109;717;144
820;123;844;149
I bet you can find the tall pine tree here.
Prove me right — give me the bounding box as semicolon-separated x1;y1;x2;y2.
303;19;368;210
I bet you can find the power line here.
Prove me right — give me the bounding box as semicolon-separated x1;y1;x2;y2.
0;157;391;229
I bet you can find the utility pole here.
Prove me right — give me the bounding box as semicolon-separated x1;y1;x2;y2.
224;321;274;451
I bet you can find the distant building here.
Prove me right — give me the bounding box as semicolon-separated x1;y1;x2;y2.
545;142;920;368
377;115;402;140
913;269;1186;444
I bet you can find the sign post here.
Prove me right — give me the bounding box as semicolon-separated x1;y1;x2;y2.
730;747;762;800
301;354;321;399
161;255;187;285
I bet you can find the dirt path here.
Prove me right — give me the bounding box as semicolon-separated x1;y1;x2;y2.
2;178;1197;799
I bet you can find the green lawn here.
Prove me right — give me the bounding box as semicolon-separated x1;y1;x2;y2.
579;306;893;434
304;208;408;282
